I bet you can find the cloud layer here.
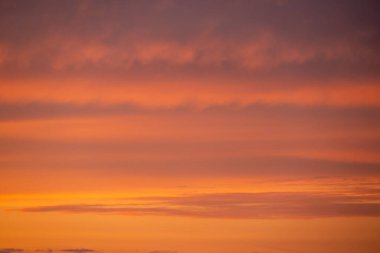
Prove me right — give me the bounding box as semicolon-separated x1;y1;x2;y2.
17;190;380;219
1;2;380;253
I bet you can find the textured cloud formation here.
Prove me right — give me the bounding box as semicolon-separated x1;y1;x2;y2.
1;2;380;253
0;0;379;80
18;190;380;219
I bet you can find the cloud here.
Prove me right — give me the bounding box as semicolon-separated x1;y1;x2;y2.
4;32;372;71
0;249;24;253
148;251;177;253
0;102;147;121
61;249;95;253
1;80;380;109
0;249;96;253
17;190;380;219
1;0;380;224
0;0;379;82
1;1;380;112
2;99;380;123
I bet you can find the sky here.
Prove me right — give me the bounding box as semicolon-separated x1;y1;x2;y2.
0;0;380;253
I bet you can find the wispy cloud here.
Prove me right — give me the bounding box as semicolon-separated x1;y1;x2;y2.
17;190;380;219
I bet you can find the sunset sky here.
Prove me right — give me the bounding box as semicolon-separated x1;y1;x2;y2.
1;1;380;253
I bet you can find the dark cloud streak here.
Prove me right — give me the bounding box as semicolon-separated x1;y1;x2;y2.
61;249;96;253
17;191;380;219
0;249;24;253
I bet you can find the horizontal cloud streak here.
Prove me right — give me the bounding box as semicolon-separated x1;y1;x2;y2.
0;249;24;253
1;81;380;108
61;249;95;253
1;102;380;121
17;191;380;219
148;251;177;253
